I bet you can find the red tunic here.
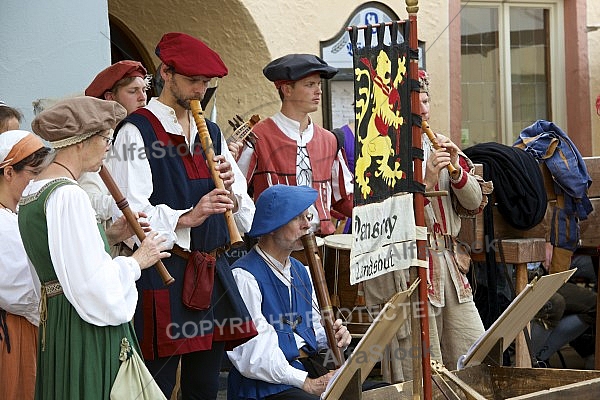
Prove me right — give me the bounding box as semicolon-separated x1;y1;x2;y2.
247;118;351;234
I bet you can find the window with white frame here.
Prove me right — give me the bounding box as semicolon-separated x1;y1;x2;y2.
460;1;564;146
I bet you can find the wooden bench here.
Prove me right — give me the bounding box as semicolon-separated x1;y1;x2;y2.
459;156;600;368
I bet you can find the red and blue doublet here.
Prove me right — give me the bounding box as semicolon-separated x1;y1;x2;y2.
119;109;256;360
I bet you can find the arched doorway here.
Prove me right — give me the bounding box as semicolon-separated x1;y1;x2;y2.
109;14;158;98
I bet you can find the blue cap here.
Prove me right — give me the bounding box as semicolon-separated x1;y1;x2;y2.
248;185;318;238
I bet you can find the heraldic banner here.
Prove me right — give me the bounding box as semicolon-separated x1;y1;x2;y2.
348;22;421;285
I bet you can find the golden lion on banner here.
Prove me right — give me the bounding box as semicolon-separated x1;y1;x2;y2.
355;50;407;200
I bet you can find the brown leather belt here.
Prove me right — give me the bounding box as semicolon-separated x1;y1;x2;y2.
428;234;455;252
171;244;229;260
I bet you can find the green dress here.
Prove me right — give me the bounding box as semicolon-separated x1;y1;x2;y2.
18;179;139;400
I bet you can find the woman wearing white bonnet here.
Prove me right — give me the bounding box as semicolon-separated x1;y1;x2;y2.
0;129;52;400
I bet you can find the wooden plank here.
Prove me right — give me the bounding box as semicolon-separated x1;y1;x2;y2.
584;157;600;198
496;239;546;264
489;366;600;398
464;198;600;249
430;361;487;400
489;364;600;383
579;199;600;248
514;263;532;368
364;364;600;400
507;377;600;399
470;238;546;264
363;365;494;400
459;205;549;246
362;382;413;400
451;365;495;398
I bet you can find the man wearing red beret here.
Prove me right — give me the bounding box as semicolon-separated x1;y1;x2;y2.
106;33;257;400
81;60;151;253
235;54;354;236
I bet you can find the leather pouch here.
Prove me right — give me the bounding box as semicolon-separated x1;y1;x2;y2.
182;251;216;310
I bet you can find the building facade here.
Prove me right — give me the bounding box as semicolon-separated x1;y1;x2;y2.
1;0;598;155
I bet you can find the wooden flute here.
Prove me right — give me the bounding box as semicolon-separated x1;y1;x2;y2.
301;232;345;368
189;100;244;248
421;120;460;179
99;164;175;285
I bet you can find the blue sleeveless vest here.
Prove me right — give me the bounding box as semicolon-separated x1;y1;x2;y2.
126;108;229;252
228;249;318;399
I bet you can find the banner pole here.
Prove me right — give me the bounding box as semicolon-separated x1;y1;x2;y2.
406;1;432;399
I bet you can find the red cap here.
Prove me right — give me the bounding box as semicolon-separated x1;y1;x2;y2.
155;32;228;78
418;69;430;94
85;60;147;98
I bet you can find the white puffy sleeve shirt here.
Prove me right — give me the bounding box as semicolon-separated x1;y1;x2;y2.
77;171;113;223
0;209;40;326
105;98;255;252
22;179;141;326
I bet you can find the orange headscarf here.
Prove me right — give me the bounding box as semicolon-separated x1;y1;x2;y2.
0;130;45;169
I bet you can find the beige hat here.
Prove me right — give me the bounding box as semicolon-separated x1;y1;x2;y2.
31;96;126;149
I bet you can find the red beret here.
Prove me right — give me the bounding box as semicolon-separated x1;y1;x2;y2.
155;32;228;78
418;69;430;94
85;60;147;98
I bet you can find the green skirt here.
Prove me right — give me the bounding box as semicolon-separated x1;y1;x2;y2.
36;294;138;400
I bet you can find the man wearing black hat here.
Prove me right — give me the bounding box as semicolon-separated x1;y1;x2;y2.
226;184;351;400
106;32;257;399
236;54;354;235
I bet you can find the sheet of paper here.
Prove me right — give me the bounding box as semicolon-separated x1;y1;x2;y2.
322;280;418;399
459;270;575;369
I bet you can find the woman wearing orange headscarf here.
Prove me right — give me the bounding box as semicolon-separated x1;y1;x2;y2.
0;129;52;400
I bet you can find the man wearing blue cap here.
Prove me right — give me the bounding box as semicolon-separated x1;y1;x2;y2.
227;184;351;400
235;54;354;235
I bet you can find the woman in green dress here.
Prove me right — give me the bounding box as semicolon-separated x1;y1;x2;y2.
18;96;170;400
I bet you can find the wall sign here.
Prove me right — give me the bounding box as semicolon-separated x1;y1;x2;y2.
320;2;424;130
322;5;396;70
